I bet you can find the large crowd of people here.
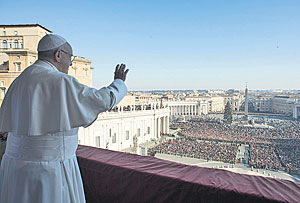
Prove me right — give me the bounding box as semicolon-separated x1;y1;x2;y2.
172;117;300;144
249;143;282;170
276;144;300;174
148;138;238;164
148;116;300;175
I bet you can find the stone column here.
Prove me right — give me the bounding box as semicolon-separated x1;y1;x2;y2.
192;105;194;115
105;124;109;149
118;122;121;151
199;103;202;115
161;117;164;134
132;120;136;146
153;115;157;139
293;105;299;119
164;116;168;133
166;116;170;133
157;117;161;138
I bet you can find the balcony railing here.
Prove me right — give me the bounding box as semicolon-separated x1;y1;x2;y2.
76;145;300;203
0;48;27;51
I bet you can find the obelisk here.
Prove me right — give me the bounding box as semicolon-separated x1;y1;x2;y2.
244;84;248;120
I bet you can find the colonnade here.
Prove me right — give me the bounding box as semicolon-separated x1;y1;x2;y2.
169;105;200;116
293;104;300;119
168;102;208;116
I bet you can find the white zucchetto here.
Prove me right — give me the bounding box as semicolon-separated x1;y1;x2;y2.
37;34;67;52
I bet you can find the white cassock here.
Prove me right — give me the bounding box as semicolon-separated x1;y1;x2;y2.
0;60;127;203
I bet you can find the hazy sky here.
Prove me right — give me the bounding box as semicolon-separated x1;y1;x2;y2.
1;0;299;90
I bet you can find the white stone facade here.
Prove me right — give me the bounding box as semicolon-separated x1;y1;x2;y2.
78;106;170;151
255;97;272;112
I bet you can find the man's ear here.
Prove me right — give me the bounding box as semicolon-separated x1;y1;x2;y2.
55;50;61;62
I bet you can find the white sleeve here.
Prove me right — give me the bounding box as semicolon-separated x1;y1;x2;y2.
107;79;128;110
63;76;128;128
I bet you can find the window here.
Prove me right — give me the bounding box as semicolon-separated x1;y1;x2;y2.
17;56;20;59
3;31;6;36
147;127;150;134
96;136;100;147
84;64;88;76
0;81;4;86
126;130;129;140
16;63;21;72
109;129;112;137
14;31;18;36
14;40;19;48
2;40;7;49
112;133;116;143
21;43;23;49
1;89;5;99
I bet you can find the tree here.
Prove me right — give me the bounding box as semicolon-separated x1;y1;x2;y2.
224;101;233;125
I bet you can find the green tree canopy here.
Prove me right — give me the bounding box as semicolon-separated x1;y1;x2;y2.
224;101;233;125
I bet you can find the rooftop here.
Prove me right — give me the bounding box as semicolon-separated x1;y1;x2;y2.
0;24;52;33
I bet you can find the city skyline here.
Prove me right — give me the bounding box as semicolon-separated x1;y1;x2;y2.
1;0;299;90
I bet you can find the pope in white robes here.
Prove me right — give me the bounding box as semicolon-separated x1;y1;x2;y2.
0;34;129;203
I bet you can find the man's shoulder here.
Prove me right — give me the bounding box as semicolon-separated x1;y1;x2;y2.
27;62;74;80
14;64;74;89
40;71;79;88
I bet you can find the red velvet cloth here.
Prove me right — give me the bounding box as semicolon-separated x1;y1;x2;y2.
76;145;300;203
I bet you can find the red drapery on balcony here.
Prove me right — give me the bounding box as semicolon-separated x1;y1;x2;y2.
76;145;300;203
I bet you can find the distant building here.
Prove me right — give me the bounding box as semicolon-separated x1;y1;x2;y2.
255;96;298;116
116;93;135;107
0;24;93;104
186;94;242;113
223;94;242;111
255;96;273;112
167;101;208;117
78;105;170;151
